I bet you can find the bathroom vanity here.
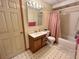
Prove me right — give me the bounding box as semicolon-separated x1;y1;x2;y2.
29;31;49;53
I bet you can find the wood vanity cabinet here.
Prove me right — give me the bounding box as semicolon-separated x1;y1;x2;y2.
29;34;47;53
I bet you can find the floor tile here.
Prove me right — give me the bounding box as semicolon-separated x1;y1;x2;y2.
11;39;77;59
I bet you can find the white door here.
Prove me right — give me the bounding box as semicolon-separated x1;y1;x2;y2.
0;0;25;59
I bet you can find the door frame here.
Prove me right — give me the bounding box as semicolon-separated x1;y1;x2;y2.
19;0;27;50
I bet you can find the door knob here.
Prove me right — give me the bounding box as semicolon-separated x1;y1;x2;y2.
20;32;23;34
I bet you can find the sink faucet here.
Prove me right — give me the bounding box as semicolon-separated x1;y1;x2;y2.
34;31;37;33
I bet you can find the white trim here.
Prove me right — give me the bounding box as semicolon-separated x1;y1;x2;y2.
53;0;79;8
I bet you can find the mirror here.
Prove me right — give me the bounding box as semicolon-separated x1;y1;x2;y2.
27;0;43;27
28;7;43;26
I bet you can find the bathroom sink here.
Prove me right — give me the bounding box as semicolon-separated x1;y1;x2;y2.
29;30;49;38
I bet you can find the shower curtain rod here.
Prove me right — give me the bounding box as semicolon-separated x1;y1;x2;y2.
53;1;79;10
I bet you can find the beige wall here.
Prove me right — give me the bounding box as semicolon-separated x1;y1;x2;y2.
60;5;79;41
42;5;52;28
60;14;70;39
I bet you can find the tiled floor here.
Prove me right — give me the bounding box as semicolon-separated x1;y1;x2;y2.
11;39;77;59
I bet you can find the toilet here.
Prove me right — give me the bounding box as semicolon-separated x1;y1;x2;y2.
46;32;55;44
47;36;55;44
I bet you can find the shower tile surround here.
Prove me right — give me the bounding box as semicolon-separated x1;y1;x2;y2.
11;38;76;59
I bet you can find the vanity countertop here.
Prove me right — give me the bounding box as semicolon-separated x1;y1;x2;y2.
29;30;49;38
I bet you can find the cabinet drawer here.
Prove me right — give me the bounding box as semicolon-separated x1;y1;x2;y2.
42;37;47;46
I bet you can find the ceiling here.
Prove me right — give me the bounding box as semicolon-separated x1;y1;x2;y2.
43;0;66;5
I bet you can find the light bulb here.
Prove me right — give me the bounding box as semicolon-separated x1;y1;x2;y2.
27;1;30;6
39;5;41;8
32;2;35;8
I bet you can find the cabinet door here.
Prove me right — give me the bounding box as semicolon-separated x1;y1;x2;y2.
34;39;41;51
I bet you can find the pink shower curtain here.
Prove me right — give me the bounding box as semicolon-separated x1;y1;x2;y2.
48;11;61;40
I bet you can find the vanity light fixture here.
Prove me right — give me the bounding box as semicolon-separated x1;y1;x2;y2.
26;0;43;9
